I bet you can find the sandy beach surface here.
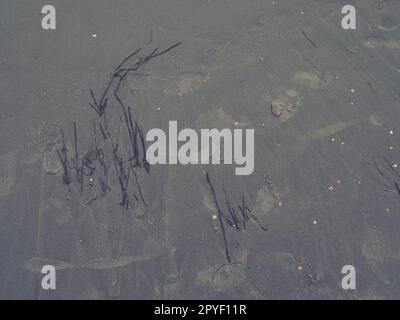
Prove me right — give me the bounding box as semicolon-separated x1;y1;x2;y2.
1;0;400;299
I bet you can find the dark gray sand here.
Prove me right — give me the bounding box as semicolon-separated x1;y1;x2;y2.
1;0;400;299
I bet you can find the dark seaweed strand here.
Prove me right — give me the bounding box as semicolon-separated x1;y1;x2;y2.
395;182;400;195
128;106;140;167
79;159;84;194
229;205;240;231
116;95;139;167
124;166;132;209
115;43;181;77
300;28;318;48
91;43;180;118
92;120;98;146
98;147;110;193
237;195;250;229
117;48;159;74
89;90;102;116
113;152;128;208
61;43;181;205
112;143;132;209
383;156;400;180
57;130;72;185
72;122;83;185
57;150;70;184
57;151;71;186
137;125;150;173
205;172;231;264
134;171;148;207
222;189;238;229
99;122;107;140
73;121;78;166
225;189;242;230
89;43;183;167
113;71;128;97
153;42;182;57
115;47;142;71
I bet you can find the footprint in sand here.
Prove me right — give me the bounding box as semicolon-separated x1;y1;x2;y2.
299;120;359;142
164;71;211;97
292;71;334;89
267;71;334;121
42;143;65;175
197;106;248;129
247;250;300;296
255;186;277;218
195;248;247;291
267;89;303;122
362;37;400;49
362;240;397;261
378;15;400;31
22;253;162;273
361;235;399;286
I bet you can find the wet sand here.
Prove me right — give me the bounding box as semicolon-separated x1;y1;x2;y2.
1;0;400;299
